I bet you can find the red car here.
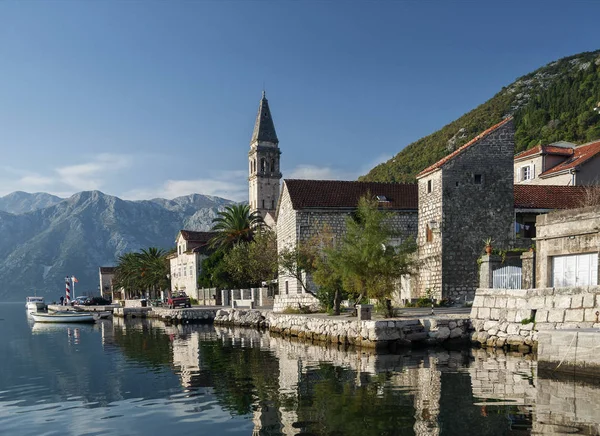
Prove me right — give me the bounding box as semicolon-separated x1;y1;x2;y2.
167;291;191;309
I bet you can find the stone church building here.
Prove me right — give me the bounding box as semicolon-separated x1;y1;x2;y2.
247;93;421;309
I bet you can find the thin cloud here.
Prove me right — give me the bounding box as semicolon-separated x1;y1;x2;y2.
0;154;133;197
286;164;356;181
122;170;247;202
56;154;132;191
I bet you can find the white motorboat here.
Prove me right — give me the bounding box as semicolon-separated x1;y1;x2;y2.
30;312;95;323
25;296;46;313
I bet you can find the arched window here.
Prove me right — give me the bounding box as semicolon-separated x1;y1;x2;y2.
271;159;276;172
261;158;266;172
253;159;257;173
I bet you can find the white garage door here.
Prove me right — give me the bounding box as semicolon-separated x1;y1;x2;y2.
552;253;598;287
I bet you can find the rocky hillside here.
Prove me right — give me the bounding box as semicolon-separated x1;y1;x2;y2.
0;191;234;301
362;50;600;182
0;191;64;214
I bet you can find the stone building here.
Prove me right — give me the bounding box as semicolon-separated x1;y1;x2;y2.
415;117;515;303
98;266;120;301
534;204;599;288
514;184;592;240
514;139;600;185
248;91;281;228
167;230;216;299
275;179;418;310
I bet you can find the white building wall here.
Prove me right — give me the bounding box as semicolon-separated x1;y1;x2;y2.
276;187;300;296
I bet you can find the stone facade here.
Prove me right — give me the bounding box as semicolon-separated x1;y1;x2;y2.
276;187;301;296
470;286;600;350
535;204;600;288
520;251;535;289
248;92;281;222
416;170;443;299
416;118;515;303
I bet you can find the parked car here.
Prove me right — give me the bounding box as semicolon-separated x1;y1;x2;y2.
167;291;191;309
73;296;92;306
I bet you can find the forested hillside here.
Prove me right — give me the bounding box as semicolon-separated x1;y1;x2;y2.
362;50;600;182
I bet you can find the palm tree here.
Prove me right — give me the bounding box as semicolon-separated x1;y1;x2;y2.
113;247;170;300
209;204;264;250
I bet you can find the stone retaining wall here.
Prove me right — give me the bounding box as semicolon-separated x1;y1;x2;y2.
272;294;320;313
214;308;471;349
470;286;600;351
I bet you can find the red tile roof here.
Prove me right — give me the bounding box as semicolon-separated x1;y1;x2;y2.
514;185;596;210
417;117;513;178
283;179;418;210
540;140;600;177
179;230;218;243
514;145;574;160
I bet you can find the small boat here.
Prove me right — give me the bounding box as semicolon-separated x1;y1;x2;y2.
91;311;112;320
26;296;46;313
30;312;95;323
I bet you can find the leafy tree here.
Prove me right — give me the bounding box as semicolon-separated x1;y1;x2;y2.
198;251;230;289
312;249;345;315
209;204;264;250
327;196;416;315
278;242;319;297
306;225;346;314
221;230;278;287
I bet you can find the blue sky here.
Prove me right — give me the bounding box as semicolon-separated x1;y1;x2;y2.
1;1;599;201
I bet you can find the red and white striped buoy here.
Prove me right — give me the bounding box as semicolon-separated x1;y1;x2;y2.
65;276;71;305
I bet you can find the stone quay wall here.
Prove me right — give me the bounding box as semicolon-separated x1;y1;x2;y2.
149;307;218;323
113;307;218;323
470;286;600;351
538;329;600;378
214;308;471;349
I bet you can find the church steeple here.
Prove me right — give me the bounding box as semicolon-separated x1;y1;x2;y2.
251;91;279;145
248;92;282;225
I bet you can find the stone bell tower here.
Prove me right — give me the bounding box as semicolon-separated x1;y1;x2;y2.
248;91;281;225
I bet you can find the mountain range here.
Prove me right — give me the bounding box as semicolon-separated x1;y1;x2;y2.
0;191;234;301
362;49;600;182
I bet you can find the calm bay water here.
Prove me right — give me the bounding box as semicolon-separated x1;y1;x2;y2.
1;303;599;435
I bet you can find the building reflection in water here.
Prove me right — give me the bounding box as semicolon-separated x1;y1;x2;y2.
105;319;600;435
